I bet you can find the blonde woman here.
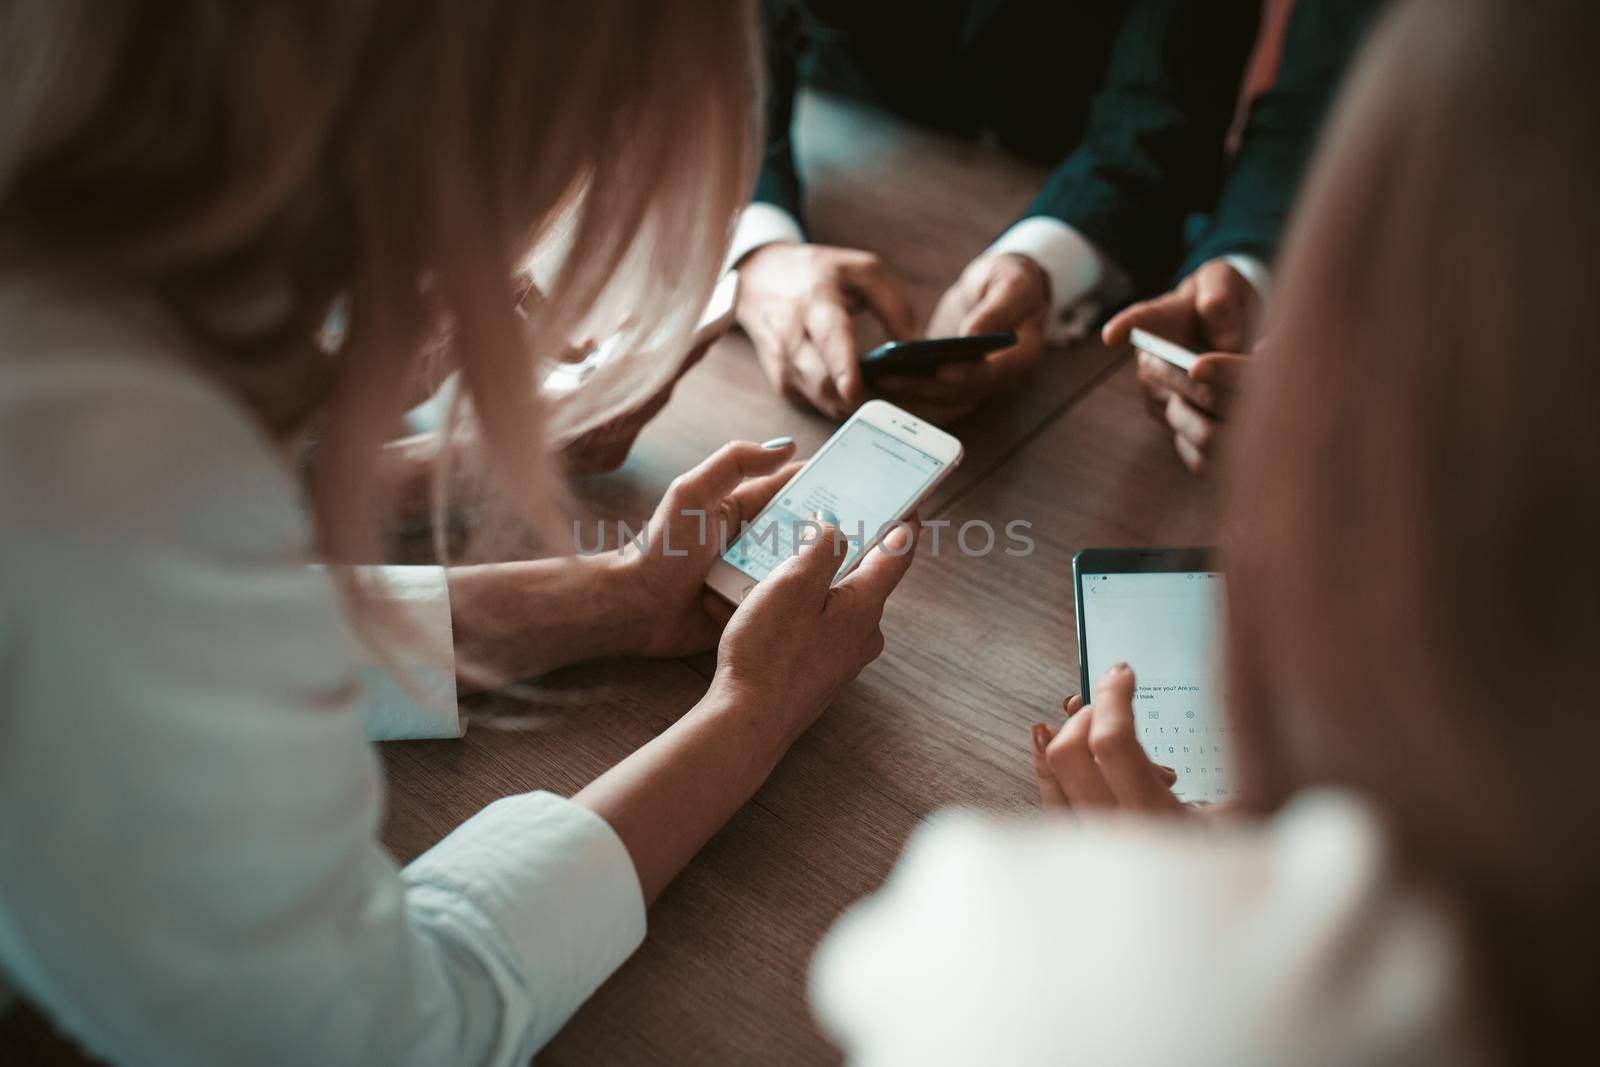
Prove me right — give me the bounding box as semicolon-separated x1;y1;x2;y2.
0;2;917;1064
812;0;1598;1062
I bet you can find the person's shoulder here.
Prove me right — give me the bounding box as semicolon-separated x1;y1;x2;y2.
0;274;306;558
0;274;359;737
811;791;1487;1067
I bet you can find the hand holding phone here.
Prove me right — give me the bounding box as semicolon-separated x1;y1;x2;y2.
705;400;962;604
1126;327;1252;473
1071;548;1235;803
711;518;919;741
1033;664;1183;814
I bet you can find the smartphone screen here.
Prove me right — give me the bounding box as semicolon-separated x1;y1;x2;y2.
1078;568;1235;802
722;419;947;582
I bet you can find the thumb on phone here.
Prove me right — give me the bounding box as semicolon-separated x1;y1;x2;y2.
779;513;848;597
837;519;920;607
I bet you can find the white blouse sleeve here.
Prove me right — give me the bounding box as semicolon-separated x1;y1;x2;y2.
348;564;464;741
0;350;645;1066
810;794;1486;1067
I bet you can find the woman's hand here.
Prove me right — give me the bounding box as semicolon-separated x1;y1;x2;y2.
711;518;919;746
576;517;918;906
613;438;802;658
1029;663;1184;814
440;439;797;687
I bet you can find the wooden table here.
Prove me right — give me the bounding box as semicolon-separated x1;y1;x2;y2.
383;92;1218;1064
0;91;1216;1065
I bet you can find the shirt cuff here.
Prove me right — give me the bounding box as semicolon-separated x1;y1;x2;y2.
404;792;648;1053
1220;253;1272;304
985;217;1121;345
724;202;806;274
356;565;463;741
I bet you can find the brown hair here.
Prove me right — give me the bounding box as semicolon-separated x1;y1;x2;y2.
1225;0;1600;1057
0;0;757;594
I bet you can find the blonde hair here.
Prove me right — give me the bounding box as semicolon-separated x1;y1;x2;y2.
0;0;758;614
1225;0;1600;1056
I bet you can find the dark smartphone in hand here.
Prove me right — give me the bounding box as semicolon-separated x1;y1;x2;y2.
860;332;1017;382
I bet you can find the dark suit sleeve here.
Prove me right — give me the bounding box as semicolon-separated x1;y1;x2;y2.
751;0;808;231
1180;0;1385;276
1022;0;1260;295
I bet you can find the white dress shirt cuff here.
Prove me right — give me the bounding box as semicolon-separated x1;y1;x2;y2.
724;202;806;274
355;565;463;741
1220;253;1272;304
404;792;648;1052
985;217;1121;345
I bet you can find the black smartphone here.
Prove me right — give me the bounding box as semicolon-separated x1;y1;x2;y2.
1072;547;1236;803
859;332;1017;381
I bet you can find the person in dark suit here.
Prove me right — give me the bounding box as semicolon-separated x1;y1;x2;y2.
731;0;1262;422
1105;0;1386;473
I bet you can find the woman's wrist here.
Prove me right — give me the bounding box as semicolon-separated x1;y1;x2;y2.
589;549;716;661
575;675;802;906
446;553;641;685
578;550;663;658
692;677;801;781
702;672;811;760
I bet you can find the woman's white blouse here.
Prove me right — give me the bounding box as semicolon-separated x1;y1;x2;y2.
0;279;646;1065
811;791;1489;1067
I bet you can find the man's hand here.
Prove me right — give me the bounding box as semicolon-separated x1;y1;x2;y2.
880;253;1048;424
1102;257;1262;475
735;242;917;421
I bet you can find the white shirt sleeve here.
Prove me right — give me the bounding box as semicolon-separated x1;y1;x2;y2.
724;201;807;274
981;230;1273;346
350;564;464;741
0;311;646;1067
1220;252;1272;303
984;217;1131;344
810;792;1486;1067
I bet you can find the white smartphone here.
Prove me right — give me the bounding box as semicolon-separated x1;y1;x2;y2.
1129;327;1199;373
705;400;963;605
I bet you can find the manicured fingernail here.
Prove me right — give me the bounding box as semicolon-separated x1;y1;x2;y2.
1159;764;1176;775
760;436;794;450
1032;724;1051;754
812;509;839;526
